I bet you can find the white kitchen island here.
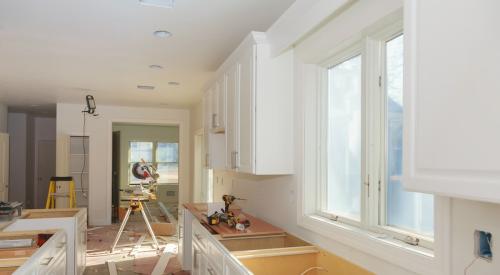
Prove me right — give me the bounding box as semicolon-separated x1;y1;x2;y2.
3;208;87;275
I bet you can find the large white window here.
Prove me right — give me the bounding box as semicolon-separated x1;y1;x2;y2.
315;28;434;248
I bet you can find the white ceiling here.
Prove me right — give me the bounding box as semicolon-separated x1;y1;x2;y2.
0;0;295;110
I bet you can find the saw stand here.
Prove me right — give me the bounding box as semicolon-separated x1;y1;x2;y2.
110;196;160;253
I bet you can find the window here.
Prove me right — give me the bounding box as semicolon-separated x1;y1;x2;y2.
128;141;179;184
316;30;434;248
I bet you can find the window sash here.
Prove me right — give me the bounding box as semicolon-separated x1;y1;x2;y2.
318;44;366;226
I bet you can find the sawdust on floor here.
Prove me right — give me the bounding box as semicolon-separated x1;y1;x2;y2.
84;209;188;275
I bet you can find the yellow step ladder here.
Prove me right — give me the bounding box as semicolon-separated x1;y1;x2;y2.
45;176;77;209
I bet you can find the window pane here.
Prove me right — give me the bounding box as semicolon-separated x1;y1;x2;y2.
129;142;153;162
326;55;362;220
385;34;434;236
157;163;179;183
157;143;178;162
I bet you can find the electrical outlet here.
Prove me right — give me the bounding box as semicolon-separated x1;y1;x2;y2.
474;230;493;260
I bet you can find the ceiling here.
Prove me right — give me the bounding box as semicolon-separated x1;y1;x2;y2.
0;0;295;111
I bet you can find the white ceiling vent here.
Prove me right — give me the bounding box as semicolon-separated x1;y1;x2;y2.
139;0;175;8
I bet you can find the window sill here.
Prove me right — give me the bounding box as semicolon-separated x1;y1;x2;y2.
298;214;440;275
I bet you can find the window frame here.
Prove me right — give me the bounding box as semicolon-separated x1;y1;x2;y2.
128;140;179;185
297;18;451;274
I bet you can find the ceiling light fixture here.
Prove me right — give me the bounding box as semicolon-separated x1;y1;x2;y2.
168;81;180;86
139;0;175;8
149;64;163;69
153;30;172;38
137;85;155;90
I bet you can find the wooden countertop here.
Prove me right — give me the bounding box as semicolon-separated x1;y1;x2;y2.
184;203;284;238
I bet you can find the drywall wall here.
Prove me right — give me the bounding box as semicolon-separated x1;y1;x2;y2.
450;199;500;275
56;103;190;225
0;104;8;133
7;113;27;202
111;124;179;189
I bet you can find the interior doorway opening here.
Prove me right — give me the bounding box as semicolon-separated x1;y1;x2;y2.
111;123;180;228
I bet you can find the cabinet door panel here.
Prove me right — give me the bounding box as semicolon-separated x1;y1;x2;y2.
214;75;226;129
225;64;239;170
404;0;500;202
237;46;255;173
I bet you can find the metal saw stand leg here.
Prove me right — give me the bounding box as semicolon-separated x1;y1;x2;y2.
110;201;160;253
139;201;160;251
110;205;132;253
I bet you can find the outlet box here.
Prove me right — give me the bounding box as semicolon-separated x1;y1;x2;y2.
474;230;493;260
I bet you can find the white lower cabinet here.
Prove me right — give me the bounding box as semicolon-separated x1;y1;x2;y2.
4;208;87;275
223;255;248;275
191;220;252;275
14;230;67;275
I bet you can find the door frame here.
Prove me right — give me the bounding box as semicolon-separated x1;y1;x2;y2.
107;118;188;221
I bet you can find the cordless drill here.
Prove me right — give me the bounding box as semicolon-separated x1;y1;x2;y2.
222;195;245;213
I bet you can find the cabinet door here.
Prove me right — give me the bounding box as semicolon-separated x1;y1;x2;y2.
203;90;212;168
192;242;206;275
225;63;239;170
223;255;249;275
404;0;500;202
236;46;255;174
213;75;227;130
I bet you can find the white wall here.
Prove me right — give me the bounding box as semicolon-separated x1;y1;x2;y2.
7;113;27;202
56;103;190;225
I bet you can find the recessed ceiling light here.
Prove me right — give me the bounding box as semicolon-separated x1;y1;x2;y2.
137;85;155;90
154;30;172;38
168;81;180;86
149;65;163;70
139;0;175;8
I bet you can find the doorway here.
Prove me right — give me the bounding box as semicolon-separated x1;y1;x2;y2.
111;123;180;222
35;140;56;208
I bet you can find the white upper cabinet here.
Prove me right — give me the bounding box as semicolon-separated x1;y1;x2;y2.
211;74;226;133
403;0;500;202
205;32;294;175
203;89;225;170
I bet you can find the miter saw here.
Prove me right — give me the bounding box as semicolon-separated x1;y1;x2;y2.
127;159;159;196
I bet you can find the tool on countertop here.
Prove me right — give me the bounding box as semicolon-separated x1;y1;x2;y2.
205;195;251;231
0;201;23;221
222;195;246;213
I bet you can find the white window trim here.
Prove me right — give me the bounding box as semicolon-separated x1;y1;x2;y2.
297;19;451;275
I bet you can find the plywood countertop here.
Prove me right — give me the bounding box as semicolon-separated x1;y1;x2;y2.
184;203;284;238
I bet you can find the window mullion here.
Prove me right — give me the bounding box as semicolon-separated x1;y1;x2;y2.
364;37;384;230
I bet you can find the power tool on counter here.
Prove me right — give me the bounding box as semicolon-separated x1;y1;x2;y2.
206;195;250;231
